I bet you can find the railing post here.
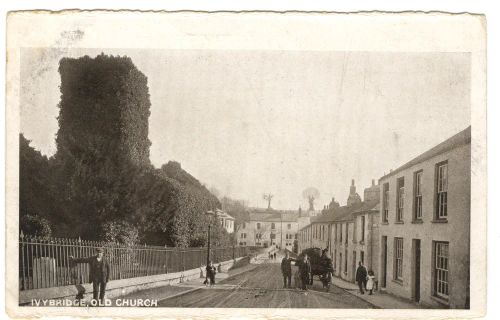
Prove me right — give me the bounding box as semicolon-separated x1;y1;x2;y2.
164;245;168;274
78;237;83;284
20;231;26;290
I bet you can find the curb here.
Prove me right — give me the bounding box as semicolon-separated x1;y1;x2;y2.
157;264;260;301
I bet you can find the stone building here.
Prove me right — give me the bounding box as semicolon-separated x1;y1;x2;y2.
236;209;299;250
378;126;470;308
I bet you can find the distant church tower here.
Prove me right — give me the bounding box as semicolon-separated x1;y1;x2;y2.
347;179;362;206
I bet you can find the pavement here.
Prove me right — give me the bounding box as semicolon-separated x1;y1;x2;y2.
114;251;422;309
330;275;423;309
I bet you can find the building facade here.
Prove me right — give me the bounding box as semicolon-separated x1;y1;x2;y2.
378;126;470;308
236;209;299;250
215;209;235;234
298;180;380;283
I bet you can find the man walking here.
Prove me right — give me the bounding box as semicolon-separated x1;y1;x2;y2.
281;252;294;288
70;247;110;303
298;254;312;291
355;261;368;294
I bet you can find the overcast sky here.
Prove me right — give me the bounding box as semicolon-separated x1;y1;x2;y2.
20;49;470;210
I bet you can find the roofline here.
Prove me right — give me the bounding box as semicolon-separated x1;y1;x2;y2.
379;126;471;181
299;209;378;230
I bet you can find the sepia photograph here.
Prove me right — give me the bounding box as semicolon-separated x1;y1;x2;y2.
5;10;486;319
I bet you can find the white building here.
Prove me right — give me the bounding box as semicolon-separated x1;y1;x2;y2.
236;209;299;251
215;209;235;234
378;126;470;308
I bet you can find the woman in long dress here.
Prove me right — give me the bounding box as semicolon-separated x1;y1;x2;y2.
366;270;376;295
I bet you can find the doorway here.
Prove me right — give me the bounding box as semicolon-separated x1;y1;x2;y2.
352;251;357;283
413;239;421;302
382;236;387;288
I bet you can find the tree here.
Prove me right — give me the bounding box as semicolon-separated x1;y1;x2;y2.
19;134;63;234
20;54;231;248
20;214;52;238
302;187;320;211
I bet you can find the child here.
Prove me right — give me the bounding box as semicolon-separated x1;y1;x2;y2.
366;270;376;295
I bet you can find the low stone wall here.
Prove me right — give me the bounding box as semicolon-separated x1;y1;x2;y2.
19;257;246;306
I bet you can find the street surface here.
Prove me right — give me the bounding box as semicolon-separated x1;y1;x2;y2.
159;260;374;308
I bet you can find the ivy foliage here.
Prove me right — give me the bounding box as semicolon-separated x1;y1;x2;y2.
19;54;230;247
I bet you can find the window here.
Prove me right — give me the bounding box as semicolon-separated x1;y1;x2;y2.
271;223;275;229
414;170;423;220
383;183;389;222
340;225;343;243
397;178;405;222
339;253;342;273
434;242;449;298
240;233;246;239
361;216;366;242
270;233;276;239
345;224;348;244
256;233;262;239
242;222;246;229
436;162;448;219
360;251;365;264
394;238;403;280
257;223;261;229
344;248;348;272
287;223;291;230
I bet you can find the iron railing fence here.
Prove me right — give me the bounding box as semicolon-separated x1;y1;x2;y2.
19;233;254;291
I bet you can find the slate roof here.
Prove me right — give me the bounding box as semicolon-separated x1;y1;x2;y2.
300;199;379;231
380;126;471;181
246;208;299;222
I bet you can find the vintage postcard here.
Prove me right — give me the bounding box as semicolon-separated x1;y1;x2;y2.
5;10;486;319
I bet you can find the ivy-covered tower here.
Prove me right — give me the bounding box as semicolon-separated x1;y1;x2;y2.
56;54;151;167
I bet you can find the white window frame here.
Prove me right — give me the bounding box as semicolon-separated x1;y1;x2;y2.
414;171;423;220
397;178;405;222
383;183;389;222
394;238;404;280
436;163;448;219
434;241;449;298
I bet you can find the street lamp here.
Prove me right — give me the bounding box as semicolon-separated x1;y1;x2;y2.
205;210;217;266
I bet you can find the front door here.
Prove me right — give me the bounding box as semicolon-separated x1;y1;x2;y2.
352;251;357;283
382;236;387;288
413;239;421;302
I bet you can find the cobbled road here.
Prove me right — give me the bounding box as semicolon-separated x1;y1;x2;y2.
159;262;374;308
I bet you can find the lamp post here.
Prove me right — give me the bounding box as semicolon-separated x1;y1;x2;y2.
205;210;216;266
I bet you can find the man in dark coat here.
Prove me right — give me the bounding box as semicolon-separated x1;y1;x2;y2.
281;252;295;288
355;261;368;294
298;254;312;291
70;247;110;302
206;261;217;286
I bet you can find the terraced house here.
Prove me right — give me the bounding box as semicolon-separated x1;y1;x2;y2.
378;126;471;308
298;180;380;283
